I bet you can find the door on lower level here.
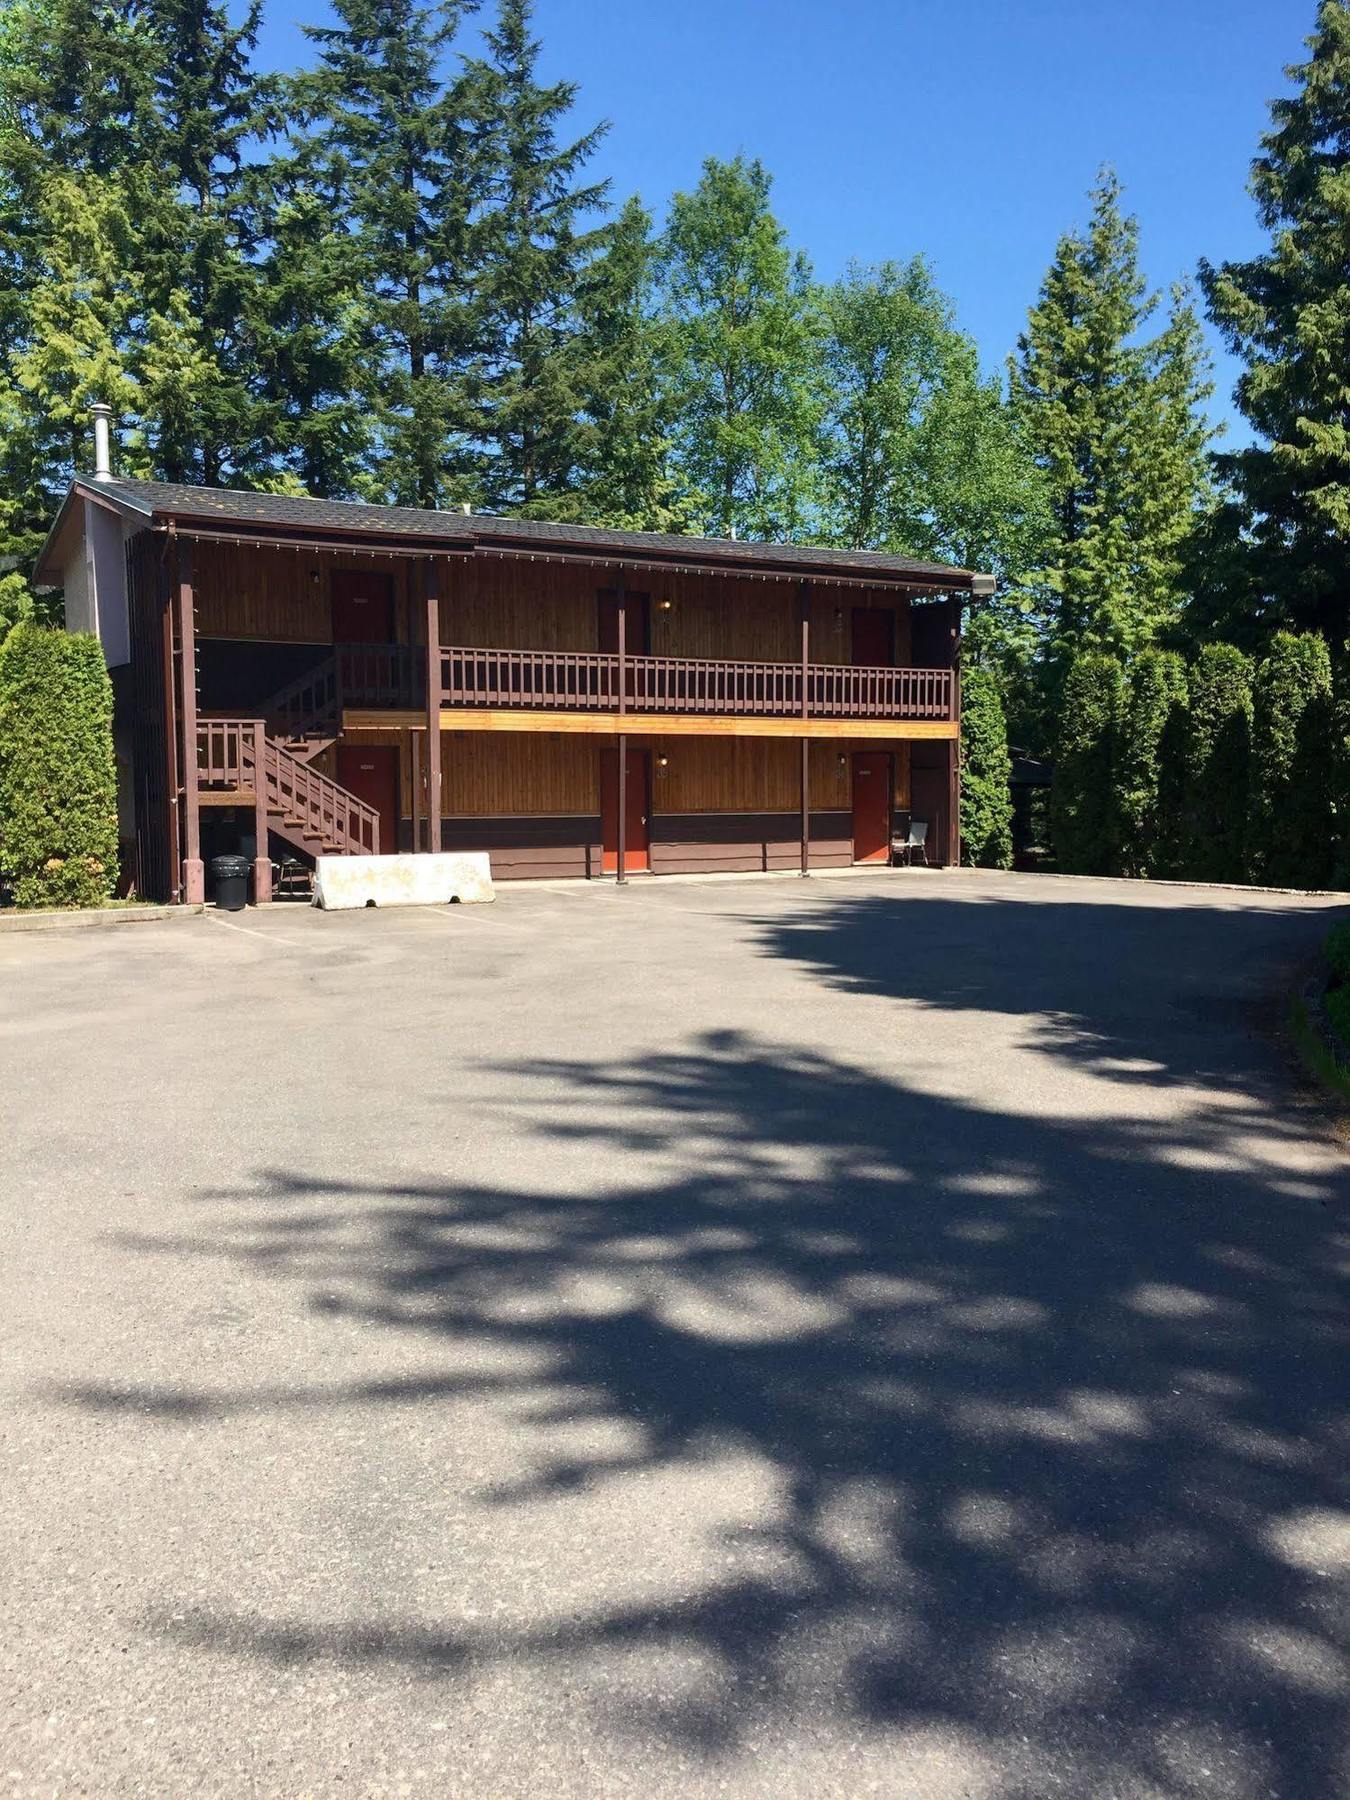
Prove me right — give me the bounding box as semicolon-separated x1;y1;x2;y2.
600;747;651;872
851;752;893;864
335;745;399;854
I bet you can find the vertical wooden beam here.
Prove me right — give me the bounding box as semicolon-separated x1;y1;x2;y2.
616;568;627;719
160;547;182;903
410;729;421;853
616;733;628;885
251;719;272;903
800;581;811;876
424;562;442;853
176;534;203;904
948;591;962;866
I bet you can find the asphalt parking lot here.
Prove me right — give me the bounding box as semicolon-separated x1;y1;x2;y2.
3;868;1349;1798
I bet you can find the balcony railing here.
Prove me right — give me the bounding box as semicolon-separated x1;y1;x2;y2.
435;646;955;722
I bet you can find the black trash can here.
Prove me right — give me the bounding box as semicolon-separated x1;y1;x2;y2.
211;853;251;912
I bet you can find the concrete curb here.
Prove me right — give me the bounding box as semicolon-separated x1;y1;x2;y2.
0;903;205;933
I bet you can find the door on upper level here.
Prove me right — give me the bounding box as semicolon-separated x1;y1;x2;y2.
851;752;893;864
597;590;651;655
332;570;395;644
335;744;399;853
851;607;895;668
600;746;651;873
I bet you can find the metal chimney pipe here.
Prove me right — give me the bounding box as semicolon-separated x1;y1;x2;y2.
89;402;113;480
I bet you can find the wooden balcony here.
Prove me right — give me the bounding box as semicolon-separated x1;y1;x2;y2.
329;644;958;736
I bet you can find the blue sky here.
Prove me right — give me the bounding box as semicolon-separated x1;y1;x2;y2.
251;0;1314;446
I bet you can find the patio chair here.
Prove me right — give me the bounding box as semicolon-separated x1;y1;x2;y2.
892;819;930;867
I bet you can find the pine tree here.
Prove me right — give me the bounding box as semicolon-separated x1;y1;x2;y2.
1183;643;1254;884
133;0;277;484
959;664;1014;868
296;0;482;508
1051;650;1123;875
557;196;685;530
1116;647;1188;877
1012;171;1214;663
468;0;612;515
658;155;822;541
1248;630;1332;882
1201;2;1350;641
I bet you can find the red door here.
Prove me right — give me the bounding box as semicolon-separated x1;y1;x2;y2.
332;570;395;643
600;747;651;873
597;590;651;656
851;752;893;864
851;608;895;667
335;745;399;855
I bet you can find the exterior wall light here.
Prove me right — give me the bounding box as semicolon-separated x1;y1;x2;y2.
657;598;673;611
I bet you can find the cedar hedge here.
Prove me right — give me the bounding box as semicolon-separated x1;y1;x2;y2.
0;623;118;908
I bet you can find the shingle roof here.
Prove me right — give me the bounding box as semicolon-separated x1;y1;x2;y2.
84;477;984;589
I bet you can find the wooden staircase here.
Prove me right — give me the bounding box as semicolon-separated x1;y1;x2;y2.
265;657;341;763
197;717;379;859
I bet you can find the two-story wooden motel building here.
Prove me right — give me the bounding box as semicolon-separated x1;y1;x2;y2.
36;471;990;902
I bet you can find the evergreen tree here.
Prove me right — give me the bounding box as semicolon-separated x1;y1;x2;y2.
1183;643;1254;884
658;155;822;541
133;0;278;484
1116;647;1188;877
469;0;612;515
1201;2;1350;642
1248;629;1332;883
0;622;118;907
557;196;684;530
1154;693;1192;879
1051;650;1123;875
1012;171;1214;663
296;0;482;508
959;664;1014;869
1278;687;1337;888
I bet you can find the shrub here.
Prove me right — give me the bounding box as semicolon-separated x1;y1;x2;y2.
1116;648;1187;878
1051;651;1123;875
1325;918;1350;984
959;665;1013;869
0;623;118;908
1182;643;1253;884
1249;631;1332;884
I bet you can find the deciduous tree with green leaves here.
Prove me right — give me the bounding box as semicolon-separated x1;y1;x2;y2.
1201;2;1350;643
658;155;822;542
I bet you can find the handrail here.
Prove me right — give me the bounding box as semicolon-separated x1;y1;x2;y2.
194;717;380;856
436;645;954;721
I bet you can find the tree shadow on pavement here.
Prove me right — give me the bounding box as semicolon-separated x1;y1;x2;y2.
53;890;1350;1796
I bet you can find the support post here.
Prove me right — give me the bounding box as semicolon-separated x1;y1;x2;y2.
800;739;810;877
410;730;421;853
251;719;272;903
800;581;811;876
616;733;627;885
176;535;203;904
616;570;627;718
424;563;442;853
948;591;962;867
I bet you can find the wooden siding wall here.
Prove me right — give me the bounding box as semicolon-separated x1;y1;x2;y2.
435;558;598;650
649;736;909;814
194;541;417;643
336;730;911;822
441;732;597;816
194;536;922;665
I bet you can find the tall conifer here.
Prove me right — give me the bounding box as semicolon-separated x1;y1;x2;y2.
1201;2;1350;641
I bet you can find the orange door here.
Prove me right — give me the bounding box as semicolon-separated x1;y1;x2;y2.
335;745;399;853
851;752;892;864
600;747;651;873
